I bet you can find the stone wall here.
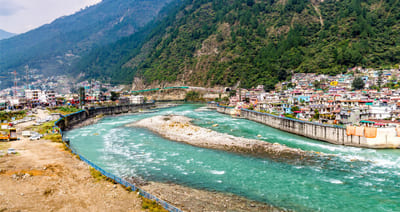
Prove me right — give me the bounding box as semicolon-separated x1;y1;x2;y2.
56;103;155;131
209;103;400;149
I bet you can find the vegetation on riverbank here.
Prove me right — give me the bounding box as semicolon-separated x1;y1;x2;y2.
140;195;168;212
184;91;204;102
48;107;81;115
0;110;26;122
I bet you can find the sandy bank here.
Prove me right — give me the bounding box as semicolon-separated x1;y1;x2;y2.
0;110;143;211
129;115;311;160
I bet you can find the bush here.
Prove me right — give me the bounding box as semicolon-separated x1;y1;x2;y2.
140;195;168;212
49;107;80;115
44;134;62;142
185;91;202;101
0;110;26;122
90;167;106;182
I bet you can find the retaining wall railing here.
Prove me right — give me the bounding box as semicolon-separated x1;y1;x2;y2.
54;104;183;212
208;103;400;148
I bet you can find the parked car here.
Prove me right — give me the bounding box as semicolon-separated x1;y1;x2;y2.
30;135;41;140
31;132;43;138
7;148;16;154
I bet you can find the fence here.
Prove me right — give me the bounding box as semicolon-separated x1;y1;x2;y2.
131;86;189;93
54;106;183;212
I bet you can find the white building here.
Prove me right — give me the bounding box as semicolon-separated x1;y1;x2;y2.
130;95;144;104
25;89;42;103
369;103;395;119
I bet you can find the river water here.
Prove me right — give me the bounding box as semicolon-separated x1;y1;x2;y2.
66;104;400;211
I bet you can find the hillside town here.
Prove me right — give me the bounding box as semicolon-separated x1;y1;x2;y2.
1;67;400;129
227;68;400;127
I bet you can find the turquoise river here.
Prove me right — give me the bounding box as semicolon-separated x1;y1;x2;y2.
66;104;400;211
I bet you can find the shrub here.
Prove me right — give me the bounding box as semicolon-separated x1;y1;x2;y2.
140;195;168;212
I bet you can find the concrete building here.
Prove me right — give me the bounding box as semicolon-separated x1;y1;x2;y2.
25;89;41;104
130;95;144;104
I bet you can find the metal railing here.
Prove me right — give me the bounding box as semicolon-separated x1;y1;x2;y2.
211;103;344;129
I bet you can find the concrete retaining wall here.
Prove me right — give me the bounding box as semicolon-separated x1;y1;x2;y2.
56;103;155;131
209;103;400;149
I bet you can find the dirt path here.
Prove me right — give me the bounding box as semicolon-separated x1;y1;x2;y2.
311;2;324;29
0;111;143;212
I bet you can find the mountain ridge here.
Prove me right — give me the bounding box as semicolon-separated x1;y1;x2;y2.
0;29;16;40
0;0;173;88
74;0;400;90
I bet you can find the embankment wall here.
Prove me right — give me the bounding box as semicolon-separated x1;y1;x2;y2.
210;104;400;149
56;103;154;131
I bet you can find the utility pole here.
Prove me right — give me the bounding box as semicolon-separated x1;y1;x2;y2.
25;65;29;89
13;70;17;98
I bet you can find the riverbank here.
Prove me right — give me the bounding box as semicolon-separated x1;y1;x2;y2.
129;115;312;160
211;104;400;149
0;110;143;211
142;182;281;212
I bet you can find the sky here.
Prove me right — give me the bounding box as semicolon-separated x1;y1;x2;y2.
0;0;102;34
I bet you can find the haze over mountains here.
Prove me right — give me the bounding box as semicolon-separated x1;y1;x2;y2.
0;0;172;88
2;0;400;90
0;29;16;40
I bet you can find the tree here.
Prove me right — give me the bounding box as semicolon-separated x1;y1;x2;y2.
111;91;120;101
229;90;237;97
352;77;365;90
313;109;320;120
377;70;383;88
222;96;230;103
287;82;296;88
246;0;255;6
313;80;321;89
79;87;85;107
291;106;300;112
185;91;201;101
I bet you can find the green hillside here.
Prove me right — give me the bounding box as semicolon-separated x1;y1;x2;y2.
75;0;400;89
0;0;172;88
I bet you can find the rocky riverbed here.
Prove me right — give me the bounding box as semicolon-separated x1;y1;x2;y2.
142;182;283;212
128;115;312;161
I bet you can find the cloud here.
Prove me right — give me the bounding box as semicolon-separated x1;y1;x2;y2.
0;0;101;33
0;1;24;16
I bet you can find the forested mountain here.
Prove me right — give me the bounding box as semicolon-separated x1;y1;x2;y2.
0;0;172;88
75;0;400;90
0;29;16;40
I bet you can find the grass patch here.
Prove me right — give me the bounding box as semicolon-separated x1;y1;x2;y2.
43;134;62;142
90;167;107;182
89;167;118;184
48;106;80;115
29;120;56;134
140;195;168;212
0;110;26;122
62;143;72;153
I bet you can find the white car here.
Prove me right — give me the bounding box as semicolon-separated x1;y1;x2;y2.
7;148;16;154
30;135;41;140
